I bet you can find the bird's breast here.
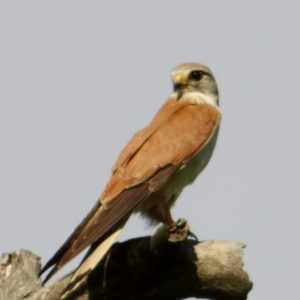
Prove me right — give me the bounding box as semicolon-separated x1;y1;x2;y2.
161;128;219;200
138;127;219;219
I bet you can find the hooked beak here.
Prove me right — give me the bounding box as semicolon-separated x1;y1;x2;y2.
173;82;184;91
173;73;187;92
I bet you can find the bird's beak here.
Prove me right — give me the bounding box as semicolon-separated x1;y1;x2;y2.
173;73;187;92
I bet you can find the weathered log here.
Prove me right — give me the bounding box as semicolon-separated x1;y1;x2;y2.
0;234;252;300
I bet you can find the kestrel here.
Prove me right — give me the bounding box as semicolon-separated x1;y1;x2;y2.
40;62;221;286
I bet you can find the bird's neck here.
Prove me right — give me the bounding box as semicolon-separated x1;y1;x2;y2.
172;91;219;108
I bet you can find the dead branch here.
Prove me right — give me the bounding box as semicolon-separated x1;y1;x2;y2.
0;231;252;300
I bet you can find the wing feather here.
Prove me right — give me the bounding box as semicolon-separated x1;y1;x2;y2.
40;98;220;282
40;166;177;281
102;101;220;202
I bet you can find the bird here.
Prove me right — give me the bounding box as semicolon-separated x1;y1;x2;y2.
40;62;221;287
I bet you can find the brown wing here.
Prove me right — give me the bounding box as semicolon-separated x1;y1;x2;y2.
110;98;188;173
40;98;220;281
40;165;178;282
102;100;220;202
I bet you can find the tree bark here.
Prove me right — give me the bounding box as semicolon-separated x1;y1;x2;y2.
0;228;252;300
0;242;252;300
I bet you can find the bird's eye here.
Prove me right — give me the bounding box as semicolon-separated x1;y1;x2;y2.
189;70;203;81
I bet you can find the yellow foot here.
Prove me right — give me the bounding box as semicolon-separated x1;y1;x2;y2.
168;218;190;242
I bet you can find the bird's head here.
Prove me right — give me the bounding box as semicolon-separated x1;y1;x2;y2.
171;63;219;105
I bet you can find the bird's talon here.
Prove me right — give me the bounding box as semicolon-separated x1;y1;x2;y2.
176;218;187;228
188;231;199;241
167;218;190;242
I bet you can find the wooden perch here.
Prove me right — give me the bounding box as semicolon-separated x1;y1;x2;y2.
0;226;252;300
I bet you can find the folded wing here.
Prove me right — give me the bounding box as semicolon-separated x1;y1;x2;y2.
40;99;220;282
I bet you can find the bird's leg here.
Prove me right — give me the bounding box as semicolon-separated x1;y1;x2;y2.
146;202;174;226
150;204;198;246
162;204;175;227
167;218;190;242
157;204;198;242
161;205;198;242
168;219;199;242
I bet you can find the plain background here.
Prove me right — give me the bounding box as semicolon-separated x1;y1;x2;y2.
0;1;299;299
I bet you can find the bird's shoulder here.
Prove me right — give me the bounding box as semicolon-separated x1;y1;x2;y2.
101;96;220;203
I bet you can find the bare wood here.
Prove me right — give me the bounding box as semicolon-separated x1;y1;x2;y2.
0;237;252;300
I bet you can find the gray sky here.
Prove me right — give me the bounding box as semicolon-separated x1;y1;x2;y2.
0;1;299;299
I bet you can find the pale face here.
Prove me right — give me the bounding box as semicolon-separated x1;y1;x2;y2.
171;63;219;104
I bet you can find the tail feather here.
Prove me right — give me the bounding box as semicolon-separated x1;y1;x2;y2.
72;227;122;280
40;200;102;282
40;178;153;283
60;228;122;299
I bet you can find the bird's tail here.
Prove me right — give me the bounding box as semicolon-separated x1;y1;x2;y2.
60;227;122;299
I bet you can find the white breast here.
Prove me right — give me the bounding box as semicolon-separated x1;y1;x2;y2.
171;91;219;108
159;127;219;206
